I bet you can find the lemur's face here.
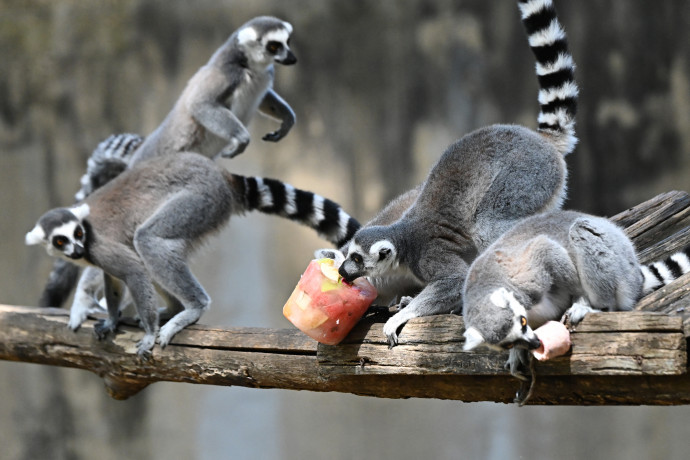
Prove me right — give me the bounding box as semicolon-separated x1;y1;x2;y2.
238;20;296;67
339;233;396;283
25;204;89;262
463;287;541;352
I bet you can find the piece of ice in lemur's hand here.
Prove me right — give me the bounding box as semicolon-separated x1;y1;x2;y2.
283;258;377;345
531;321;571;361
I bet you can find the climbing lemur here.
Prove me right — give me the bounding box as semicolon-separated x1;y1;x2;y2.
332;0;578;346
130;16;297;164
26;152;360;357
462;210;690;379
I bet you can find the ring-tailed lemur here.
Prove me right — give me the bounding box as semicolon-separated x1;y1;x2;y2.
316;184;426;306
26;152;360;358
334;0;578;346
39;134;143;311
129;16;297;164
462;210;690;379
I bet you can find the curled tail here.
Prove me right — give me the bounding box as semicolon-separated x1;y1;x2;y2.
74;133;144;201
641;246;690;295
229;174;360;247
518;0;578;155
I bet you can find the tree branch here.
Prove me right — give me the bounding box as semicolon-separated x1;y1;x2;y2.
2;191;690;404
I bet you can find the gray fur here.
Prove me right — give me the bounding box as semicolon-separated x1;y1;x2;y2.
461;210;690;378
323;0;578;346
27;153;360;358
130;16;296;164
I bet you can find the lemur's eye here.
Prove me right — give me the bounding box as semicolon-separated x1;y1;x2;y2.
52;236;67;248
74;228;83;240
520;316;527;329
351;254;363;265
266;41;282;54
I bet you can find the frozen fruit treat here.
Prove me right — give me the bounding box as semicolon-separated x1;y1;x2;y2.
283;258;378;345
531;320;572;361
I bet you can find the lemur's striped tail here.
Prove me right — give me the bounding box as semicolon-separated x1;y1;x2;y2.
641;246;690;295
230;175;360;247
518;0;578;156
75;133;144;201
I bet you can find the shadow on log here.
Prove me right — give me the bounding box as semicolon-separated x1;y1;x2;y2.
1;192;689;404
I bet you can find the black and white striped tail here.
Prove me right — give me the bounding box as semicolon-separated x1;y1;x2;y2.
641;246;690;294
518;0;578;156
235;176;360;247
74;133;144;201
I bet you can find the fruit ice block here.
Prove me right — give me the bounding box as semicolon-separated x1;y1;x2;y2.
531;321;572;361
283;258;378;345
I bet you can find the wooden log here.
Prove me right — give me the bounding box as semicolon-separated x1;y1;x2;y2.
1;305;688;405
2;191;690;404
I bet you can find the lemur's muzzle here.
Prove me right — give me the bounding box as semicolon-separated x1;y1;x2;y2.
69;244;85;260
278;50;297;65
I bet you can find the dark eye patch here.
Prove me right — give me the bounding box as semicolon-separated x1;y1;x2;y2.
74;227;84;240
266;41;283;54
351;254;363;265
52;235;68;248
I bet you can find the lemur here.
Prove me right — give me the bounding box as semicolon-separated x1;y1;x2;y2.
330;0;578;346
461;210;690;379
39;16;297;310
39;134;144;311
130;15;297;164
26;152;360;357
317;184;426;306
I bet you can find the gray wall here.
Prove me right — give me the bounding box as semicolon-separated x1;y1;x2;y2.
2;1;690;459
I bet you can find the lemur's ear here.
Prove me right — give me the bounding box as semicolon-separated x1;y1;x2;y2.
71;203;90;221
378;247;391;261
237;26;258;45
25;225;45;246
463;327;485;351
371;240;395;261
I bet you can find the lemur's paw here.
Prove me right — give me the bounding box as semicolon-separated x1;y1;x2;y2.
220;137;249;159
562;302;599;326
314;248;345;265
93;320;116;340
136;335;156;360
262;130;285;142
67;314;86;332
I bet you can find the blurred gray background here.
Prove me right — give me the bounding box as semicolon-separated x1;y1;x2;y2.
2;1;690;459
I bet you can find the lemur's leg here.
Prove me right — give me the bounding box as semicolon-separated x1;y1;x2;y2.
133;192;216;348
187;76;250;159
68;265;105;331
569;218;638;312
259;89;295;142
93;272;125;340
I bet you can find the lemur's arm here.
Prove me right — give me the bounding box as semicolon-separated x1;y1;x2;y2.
259;89;295;142
186;68;250;158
